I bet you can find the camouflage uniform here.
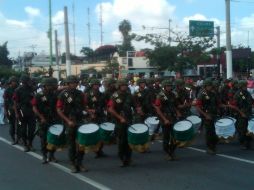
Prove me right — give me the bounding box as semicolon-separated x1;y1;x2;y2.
13;75;36;152
154;80;178;160
3;76;18;144
233;80;253;149
174;79;191;118
133;79;149;123
57;75;86;172
107;79;134;166
32;78;60;163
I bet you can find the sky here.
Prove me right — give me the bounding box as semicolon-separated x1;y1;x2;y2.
1;0;254;58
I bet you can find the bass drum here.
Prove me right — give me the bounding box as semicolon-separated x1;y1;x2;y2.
186;115;202;133
144;116;160;135
128;124;149;153
47;124;66;150
99;122;115;144
77;123;101;153
215;117;236;142
173;120;194;147
247;118;254;137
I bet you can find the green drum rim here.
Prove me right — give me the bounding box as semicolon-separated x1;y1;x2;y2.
173;125;194;141
77;130;100;146
128;124;149;145
99;128;114;142
47;131;66;146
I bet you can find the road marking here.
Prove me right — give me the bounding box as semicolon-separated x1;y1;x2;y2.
187;147;254;165
0;137;112;190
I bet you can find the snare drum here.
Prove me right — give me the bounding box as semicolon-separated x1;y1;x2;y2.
77;123;101;153
173;120;194;143
144;116;160;135
247;118;254;137
215;118;235;140
47;124;66;150
99;122;115;143
186;115;202;133
128;124;149;152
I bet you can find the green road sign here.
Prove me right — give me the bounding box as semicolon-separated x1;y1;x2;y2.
189;20;214;37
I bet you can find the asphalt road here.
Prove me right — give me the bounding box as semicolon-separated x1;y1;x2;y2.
0;123;254;190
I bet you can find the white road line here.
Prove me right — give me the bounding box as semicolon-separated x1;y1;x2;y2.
187;147;254;165
0;137;112;190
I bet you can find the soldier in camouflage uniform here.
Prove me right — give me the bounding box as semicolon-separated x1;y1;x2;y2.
154;80;180;161
232;80;253;149
107;79;134;167
13;75;36;152
4;76;19;144
196;79;220;154
85;78;107;158
57;75;87;173
103;78;116;122
32;78;60;164
174;79;192;119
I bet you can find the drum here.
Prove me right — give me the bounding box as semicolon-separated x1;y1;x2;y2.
144;116;160;135
173;120;194;142
186;115;202;133
128;124;149;152
47;124;66;148
77;124;100;146
247;118;254;137
99;122;115;143
215;118;235;140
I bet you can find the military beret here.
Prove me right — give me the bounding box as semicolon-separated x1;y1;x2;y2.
65;75;79;83
175;79;185;86
137;78;146;85
161;80;172;87
20;75;30;83
105;78;116;84
90;79;100;86
41;77;58;86
8;76;18;83
203;78;213;86
116;79;128;87
238;80;247;87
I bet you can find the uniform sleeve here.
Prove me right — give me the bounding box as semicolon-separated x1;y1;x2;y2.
31;97;37;106
12;91;18;101
107;99;115;108
56;99;64;109
154;98;161;107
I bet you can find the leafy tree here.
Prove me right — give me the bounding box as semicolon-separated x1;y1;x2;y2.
101;57;119;78
118;19;135;56
80;47;94;62
0;42;13;67
94;45;117;61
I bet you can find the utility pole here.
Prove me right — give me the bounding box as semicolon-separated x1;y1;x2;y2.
87;8;91;48
168;19;172;46
64;6;71;76
216;26;221;78
55;30;60;80
99;3;103;46
225;0;233;78
72;0;76;55
49;0;53;65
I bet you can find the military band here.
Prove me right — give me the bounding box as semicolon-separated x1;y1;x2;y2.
2;74;254;173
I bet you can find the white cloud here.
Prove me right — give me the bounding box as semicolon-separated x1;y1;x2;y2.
25;6;40;17
5;19;29;28
52;11;64;25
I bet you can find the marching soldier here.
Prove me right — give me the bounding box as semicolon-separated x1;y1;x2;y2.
13;75;36;152
85;78;106;158
56;75;87;173
4;76;19;144
154;80;180;161
232;80;253;150
196;79;220;155
107;79;134;167
32;77;60;164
